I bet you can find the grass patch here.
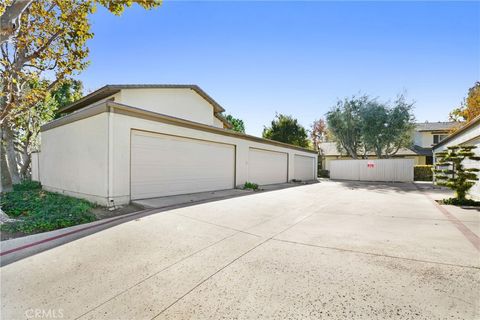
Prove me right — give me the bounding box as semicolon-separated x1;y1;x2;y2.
243;181;259;191
439;198;480;207
1;181;97;235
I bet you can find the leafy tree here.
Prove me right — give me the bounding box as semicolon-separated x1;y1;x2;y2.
225;114;245;133
0;0;160;191
327;94;415;159
310;118;327;151
326;96;365;159
450;82;480;122
263;114;309;148
359;94;415;158
434;145;480;203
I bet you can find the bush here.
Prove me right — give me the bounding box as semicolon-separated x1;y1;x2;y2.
414;165;433;181
318;169;330;178
243;182;259;190
12;180;41;192
0;185;96;234
441;198;480;207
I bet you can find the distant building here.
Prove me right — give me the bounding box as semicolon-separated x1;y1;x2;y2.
319;121;459;170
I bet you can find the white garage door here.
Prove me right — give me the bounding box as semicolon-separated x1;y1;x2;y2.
131;131;235;200
248;148;288;185
294;155;315;181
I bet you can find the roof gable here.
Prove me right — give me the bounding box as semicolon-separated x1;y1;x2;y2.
58;84;226;115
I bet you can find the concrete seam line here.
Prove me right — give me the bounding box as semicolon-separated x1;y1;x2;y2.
271;238;480;270
73;231;240;320
173;213;262;238
150;206;321;319
414;185;480;252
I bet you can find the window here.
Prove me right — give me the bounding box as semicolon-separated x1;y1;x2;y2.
433;134;448;144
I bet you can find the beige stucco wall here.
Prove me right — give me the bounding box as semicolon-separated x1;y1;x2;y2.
116;88;222;128
39;113;109;205
213;117;224;128
414;132;434;148
108;111;317;205
434;124;480;200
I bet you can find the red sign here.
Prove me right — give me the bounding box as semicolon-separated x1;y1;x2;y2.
367;162;375;168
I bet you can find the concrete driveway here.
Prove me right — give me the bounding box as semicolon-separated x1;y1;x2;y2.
1;181;479;319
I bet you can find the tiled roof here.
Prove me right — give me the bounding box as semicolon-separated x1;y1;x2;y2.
415;121;460;132
318;142;423;157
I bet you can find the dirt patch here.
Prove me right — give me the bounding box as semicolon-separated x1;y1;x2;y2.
90;204;144;220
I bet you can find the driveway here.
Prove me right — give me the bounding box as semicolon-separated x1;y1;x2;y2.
1;181;479;319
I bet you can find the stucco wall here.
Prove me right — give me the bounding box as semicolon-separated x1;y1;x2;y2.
213;117;224;128
108;111;317;205
414;132;434;148
434;124;480;200
39;113;109;205
117;88;222;128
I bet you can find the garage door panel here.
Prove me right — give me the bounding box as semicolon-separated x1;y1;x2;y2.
248;148;288;185
131;131;235;200
294;155;315;181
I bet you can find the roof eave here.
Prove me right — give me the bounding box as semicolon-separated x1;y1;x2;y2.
433;115;480;149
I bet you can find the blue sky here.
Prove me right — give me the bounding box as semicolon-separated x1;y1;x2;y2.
79;1;480;136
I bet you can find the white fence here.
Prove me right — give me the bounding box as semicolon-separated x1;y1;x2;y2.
31;152;40;182
329;159;414;182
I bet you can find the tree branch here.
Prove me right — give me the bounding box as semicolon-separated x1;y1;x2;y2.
0;0;34;44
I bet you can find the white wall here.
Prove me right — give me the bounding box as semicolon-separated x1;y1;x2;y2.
117;88;222;128
39;113;109;205
109;112;317;205
434;124;480;200
31;152;40;181
414;132;434;148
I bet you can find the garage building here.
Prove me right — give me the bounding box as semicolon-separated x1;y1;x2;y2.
32;85;317;206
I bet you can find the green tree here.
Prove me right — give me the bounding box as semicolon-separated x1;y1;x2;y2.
326;96;365;159
359;94;415;158
263;114;309;148
434;145;480;203
327;94;415;159
225;114;245;133
0;0;160;191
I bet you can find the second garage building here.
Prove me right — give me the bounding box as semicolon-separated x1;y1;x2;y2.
34;85;318;206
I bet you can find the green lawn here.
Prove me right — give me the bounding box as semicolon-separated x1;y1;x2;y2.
1;181;97;235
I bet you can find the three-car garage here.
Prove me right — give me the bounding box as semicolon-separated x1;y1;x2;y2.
38;100;318;205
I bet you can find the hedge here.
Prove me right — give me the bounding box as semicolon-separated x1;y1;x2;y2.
414;165;433;181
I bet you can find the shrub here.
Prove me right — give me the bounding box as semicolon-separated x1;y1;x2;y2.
243;182;259;190
318;169;330;178
12;180;41;192
433;145;480;201
441;198;480;207
414;165;433;181
0;187;96;234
